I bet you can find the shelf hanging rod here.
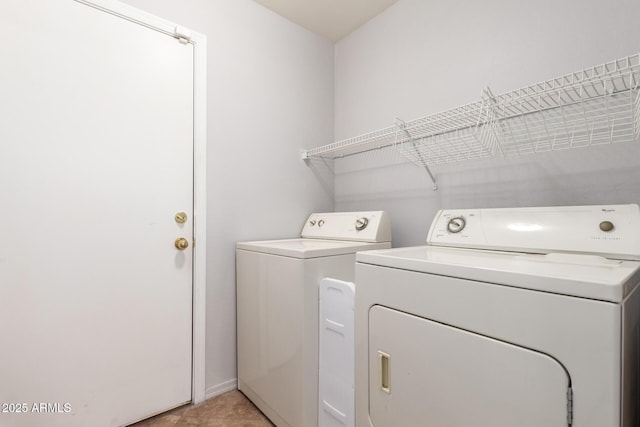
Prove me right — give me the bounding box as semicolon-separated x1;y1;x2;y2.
301;142;396;160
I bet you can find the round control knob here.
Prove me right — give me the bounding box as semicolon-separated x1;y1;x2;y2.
599;221;614;232
355;217;369;231
318;219;325;227
447;217;466;233
309;220;317;226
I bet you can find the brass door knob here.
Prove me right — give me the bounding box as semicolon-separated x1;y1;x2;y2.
175;238;189;250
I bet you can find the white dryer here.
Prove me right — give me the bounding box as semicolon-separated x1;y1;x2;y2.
237;211;392;427
355;204;640;427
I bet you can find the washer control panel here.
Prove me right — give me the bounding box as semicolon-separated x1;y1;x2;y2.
427;204;640;260
301;211;391;243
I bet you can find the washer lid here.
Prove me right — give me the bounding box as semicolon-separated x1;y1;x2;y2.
356;245;640;302
237;238;390;259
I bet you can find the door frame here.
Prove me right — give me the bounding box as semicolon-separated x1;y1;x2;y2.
73;0;208;404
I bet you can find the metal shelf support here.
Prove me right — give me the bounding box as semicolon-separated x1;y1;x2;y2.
395;118;437;190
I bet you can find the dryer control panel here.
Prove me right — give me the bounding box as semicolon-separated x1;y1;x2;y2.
301;211;391;243
427;204;640;261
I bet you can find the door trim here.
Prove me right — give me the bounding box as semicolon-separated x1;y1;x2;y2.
73;0;208;404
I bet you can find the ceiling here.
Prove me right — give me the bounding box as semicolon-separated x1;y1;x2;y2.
252;0;400;42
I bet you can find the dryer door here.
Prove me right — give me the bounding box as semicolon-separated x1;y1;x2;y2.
369;306;571;427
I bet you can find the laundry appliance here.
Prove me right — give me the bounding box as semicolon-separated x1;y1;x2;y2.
237;211;392;427
355;204;640;427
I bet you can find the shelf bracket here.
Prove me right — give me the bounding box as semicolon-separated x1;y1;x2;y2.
395;118;437;190
481;86;505;156
423;163;438;191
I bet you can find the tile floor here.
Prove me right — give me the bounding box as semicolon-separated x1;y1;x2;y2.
130;390;274;427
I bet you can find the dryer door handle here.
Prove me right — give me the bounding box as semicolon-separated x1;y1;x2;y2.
379;351;391;394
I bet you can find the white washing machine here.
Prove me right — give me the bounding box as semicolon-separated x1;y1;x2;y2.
237;211;392;427
354;204;640;427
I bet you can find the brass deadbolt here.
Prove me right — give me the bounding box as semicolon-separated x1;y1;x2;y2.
175;212;188;224
175;237;189;250
599;221;614;232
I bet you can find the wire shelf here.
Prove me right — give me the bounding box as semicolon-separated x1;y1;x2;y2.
393;99;496;166
301;53;640;188
301;125;398;159
490;54;640;155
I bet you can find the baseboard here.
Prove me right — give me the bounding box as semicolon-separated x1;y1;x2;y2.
205;378;238;400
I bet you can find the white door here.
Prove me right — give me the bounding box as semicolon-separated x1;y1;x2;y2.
369;306;570;427
0;1;194;426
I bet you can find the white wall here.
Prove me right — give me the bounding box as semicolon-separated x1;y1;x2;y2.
120;0;334;397
116;0;640;398
334;0;640;247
